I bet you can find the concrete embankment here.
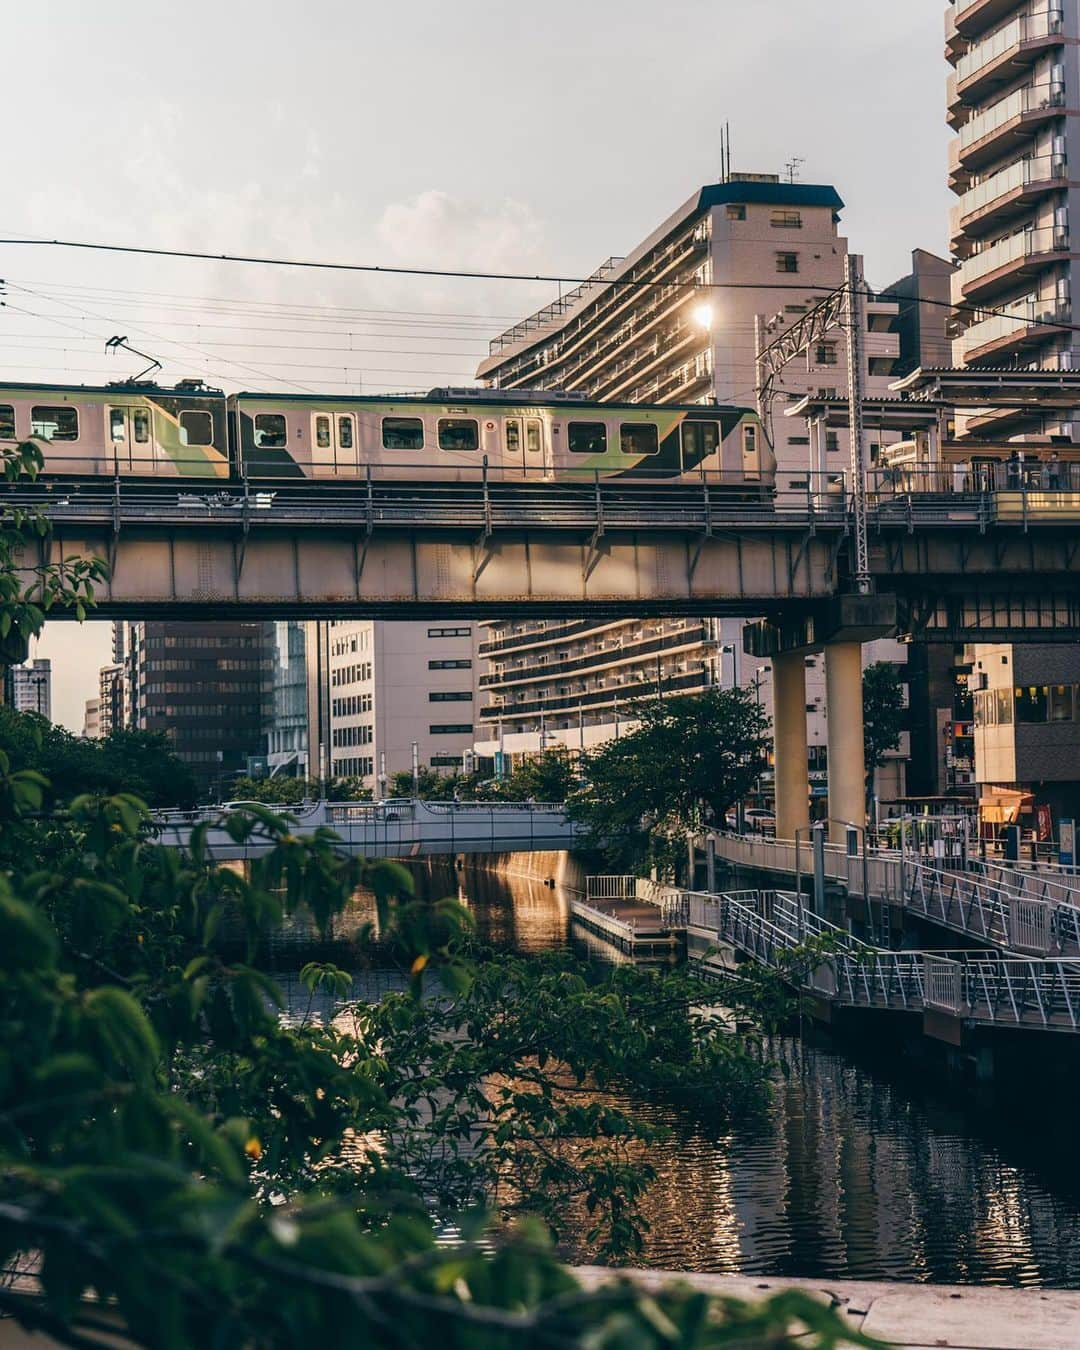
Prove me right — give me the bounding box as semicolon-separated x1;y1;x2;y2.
577;1269;1080;1349
461;849;587;892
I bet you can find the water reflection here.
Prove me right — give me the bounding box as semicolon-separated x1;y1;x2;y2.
266;862;1080;1288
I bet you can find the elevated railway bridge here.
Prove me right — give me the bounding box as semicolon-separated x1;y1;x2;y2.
8;441;1080;851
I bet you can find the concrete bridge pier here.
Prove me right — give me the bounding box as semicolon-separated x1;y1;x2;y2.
825;641;866;846
773;651;810;842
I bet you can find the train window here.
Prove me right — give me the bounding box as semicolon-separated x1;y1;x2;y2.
31;406;78;441
743;424;759;455
133;408;150;443
338;416;354;450
526;419;542;452
620;423;659;456
505;419;521;452
179;410;214;447
254;414;287;448
681;421;719;460
437;418;479;451
0;406;13;439
568;422;607;455
382;417;424;450
315;415;332;450
110;409;126;441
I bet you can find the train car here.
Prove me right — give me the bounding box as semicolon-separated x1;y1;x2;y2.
0;380;230;478
233;389;772;488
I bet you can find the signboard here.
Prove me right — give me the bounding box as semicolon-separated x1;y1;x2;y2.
1037;803;1053;843
1061;818;1075;869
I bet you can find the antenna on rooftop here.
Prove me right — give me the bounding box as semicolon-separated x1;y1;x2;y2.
784;156;805;184
720;122;733;182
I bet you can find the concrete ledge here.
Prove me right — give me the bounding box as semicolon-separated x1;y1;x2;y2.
744;594;899;657
576;1269;1080;1349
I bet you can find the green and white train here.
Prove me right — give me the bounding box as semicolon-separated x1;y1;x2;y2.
0;382;774;488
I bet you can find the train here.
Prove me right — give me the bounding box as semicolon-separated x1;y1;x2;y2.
0;381;774;487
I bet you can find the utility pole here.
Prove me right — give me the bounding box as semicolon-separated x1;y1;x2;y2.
843;254;872;595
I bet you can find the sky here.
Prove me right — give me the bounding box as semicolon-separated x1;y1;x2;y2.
5;0;952;731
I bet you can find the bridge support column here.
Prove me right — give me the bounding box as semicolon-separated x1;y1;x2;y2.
773;651;810;842
825;641;865;845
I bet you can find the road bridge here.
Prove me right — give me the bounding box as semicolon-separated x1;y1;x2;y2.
154;798;583;860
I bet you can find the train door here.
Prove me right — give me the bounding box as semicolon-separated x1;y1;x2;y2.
334;413;358;474
741;421;761;481
109;405;153;472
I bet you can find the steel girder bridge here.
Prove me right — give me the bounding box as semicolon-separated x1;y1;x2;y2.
7;472;1080;642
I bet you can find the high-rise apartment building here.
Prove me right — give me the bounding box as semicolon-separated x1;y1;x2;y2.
947;0;1080;418
474;176;907;796
947;2;1080;823
5;658;52;720
123;622;274;799
327;621;479;791
98;664;125;737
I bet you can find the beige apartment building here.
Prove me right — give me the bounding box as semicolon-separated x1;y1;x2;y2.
327;621;480;790
474;175;908;802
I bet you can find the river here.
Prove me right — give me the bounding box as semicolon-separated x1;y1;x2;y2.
262;861;1080;1287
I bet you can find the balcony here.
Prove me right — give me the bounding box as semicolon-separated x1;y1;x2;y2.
952;10;1064;109
957;224;1070;300
952;154;1066;244
957;84;1065;173
479;624;708;690
479;668;713;722
954;0;1033;39
960;300;1069;362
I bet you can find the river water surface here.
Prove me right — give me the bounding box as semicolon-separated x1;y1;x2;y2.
265;862;1080;1287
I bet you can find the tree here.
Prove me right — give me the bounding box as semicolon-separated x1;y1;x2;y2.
863;661;906;807
569;689;770;870
0;441;865;1347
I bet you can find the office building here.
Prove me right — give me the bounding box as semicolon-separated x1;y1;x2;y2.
327;621;479;790
123;622;274;799
82;696;102;740
475;174;908;798
6;658;52;720
267;621;310;778
948;0;1080;416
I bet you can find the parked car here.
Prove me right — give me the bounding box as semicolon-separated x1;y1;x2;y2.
743;810;776;836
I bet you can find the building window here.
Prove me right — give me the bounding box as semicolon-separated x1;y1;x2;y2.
430;724;473;734
253;413;287;448
0;405;13;439
1049;684;1074;722
775;252;799;274
383;416;424;450
437;418;479;451
814;343;838;366
428;659;472;670
620;423;659;456
726;204;746;221
429;691;473;702
179;411;214;447
30;406;79;441
428;627;471;638
1015;685;1048;723
771;210;803;229
431;756;464;767
826;432;840;453
568;422;607;455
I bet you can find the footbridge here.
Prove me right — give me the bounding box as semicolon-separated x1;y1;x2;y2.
154;799;583;860
709;831;1080;958
679;885;1080;1036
